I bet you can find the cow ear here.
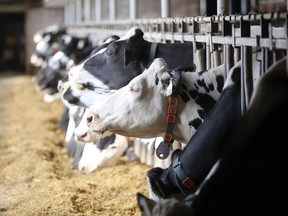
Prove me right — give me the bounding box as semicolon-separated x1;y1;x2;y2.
124;48;135;66
133;28;144;40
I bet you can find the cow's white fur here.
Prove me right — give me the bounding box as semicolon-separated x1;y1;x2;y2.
78;135;129;173
87;58;225;144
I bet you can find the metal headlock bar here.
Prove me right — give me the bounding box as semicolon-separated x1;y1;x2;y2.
67;11;288;114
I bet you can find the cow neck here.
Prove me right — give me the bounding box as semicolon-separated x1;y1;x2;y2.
156;70;181;160
148;42;158;66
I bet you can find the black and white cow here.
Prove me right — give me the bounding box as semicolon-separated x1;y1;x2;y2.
137;56;288;215
64;27;195;107
86;57;225;145
57;35;130;171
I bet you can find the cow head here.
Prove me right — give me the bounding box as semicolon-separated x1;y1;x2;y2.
67;27;149;96
86;58;174;139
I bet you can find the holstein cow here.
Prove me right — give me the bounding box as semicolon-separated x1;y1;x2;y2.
65;26;195;107
137;56;288;216
86;57;225;145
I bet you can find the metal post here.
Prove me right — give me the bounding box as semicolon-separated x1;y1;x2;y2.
161;0;170;18
84;0;91;22
217;0;229;15
75;0;82;23
95;0;102;22
109;0;116;20
129;0;138;19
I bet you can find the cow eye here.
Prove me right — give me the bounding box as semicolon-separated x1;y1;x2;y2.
83;82;95;90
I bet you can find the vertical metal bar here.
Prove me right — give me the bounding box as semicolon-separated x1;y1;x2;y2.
243;46;253;108
129;0;138;19
240;17;251;114
84;0;91;22
95;0;102;22
161;0;170;18
206;43;211;70
241;0;250;14
217;0;229;15
75;0;82;23
109;0;116;20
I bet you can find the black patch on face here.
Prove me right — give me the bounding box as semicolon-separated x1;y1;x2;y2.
189;118;202;129
180;92;190;103
216;75;224;92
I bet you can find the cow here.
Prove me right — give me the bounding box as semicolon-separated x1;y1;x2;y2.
137;56;288;216
86;57;225;145
64;26;195;107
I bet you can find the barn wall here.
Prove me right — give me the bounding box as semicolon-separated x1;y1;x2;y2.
25;7;64;74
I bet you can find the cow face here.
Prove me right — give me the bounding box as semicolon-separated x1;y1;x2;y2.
67;27;146;93
86;58;172;139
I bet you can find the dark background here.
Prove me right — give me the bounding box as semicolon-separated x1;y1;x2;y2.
0;13;25;72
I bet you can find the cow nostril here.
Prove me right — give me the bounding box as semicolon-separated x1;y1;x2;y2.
87;116;93;123
81;133;87;138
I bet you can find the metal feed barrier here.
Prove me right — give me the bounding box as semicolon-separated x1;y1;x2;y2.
67;11;287;168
